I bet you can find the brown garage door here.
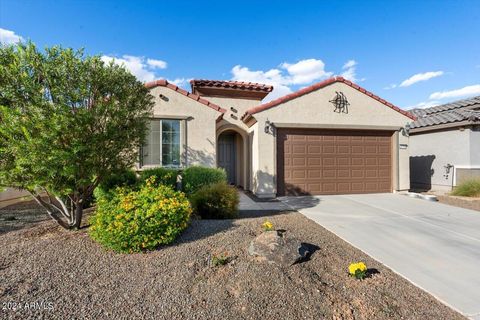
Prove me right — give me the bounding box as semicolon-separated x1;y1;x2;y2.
277;129;393;196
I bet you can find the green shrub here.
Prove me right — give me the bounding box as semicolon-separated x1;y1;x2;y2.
190;182;238;219
182;166;227;194
94;168;138;201
451;178;480;197
89;177;192;253
139;167;180;189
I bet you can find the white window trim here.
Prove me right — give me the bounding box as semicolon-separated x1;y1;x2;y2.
140;117;186;169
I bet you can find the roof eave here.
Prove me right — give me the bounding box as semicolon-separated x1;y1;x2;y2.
410;120;480;134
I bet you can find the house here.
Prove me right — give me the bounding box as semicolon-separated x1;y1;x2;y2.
142;76;415;198
409;96;480;192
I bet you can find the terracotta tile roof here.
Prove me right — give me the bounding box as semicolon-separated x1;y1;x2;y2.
241;76;416;122
190;79;273;93
409;96;480;130
145;80;227;113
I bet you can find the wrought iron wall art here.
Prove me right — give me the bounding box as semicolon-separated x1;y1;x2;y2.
330;91;350;114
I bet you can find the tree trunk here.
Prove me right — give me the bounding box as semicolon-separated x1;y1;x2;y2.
72;200;83;229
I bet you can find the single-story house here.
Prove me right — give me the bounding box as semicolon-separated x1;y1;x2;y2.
142;76;415;198
409;96;480;192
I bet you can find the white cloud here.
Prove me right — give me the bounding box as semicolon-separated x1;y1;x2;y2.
384;84;397;90
147;58;167;69
429;84;480;100
281;59;332;85
231;58;334;101
407;100;441;110
343;60;356;69
101;55;156;82
0;28;24;45
231;65;292;100
399;71;444;87
340;59;360;82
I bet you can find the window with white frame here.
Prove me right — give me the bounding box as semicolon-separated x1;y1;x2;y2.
141;119;182;167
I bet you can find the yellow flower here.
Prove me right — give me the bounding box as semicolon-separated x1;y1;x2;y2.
349;262;367;275
262;220;274;231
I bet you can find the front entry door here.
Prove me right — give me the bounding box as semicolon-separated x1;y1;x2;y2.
218;134;236;184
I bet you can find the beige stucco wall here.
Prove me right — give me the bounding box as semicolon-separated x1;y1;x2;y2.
249;81;412;197
410;127;478;191
146;86;222;168
207;96;259;131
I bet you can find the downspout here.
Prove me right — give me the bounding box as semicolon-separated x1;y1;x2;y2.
396;130;400;192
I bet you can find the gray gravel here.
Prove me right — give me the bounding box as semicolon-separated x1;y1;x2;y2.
0;203;465;320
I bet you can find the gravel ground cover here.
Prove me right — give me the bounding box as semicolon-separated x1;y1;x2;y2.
0;202;464;320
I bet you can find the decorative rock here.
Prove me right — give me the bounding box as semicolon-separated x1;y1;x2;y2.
248;230;309;266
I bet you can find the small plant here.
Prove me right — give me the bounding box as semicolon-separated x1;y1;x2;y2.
189;182;239;219
451;178;480;197
262;220;274;231
182;166;227;194
349;262;368;280
211;253;230;267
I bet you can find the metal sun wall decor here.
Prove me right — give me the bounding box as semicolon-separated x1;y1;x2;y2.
330;91;350;114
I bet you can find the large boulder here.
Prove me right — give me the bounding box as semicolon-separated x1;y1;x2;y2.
248;230;309;266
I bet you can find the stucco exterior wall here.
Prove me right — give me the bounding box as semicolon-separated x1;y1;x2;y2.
207;96;259;131
249;82;412;197
469;127;480;166
148;86;222;168
409;128;471;191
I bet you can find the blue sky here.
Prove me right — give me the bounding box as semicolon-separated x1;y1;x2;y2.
1;0;479;109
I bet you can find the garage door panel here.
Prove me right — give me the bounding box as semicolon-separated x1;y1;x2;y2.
292;157;306;166
307;158;322;166
337;169;350;178
322;158;335;166
292;145;306;154
337;146;350;154
277;129;392;196
308;170;321;178
337;158;350;166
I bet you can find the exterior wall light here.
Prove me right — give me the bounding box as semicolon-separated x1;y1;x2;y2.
400;123;410;137
264;119;275;135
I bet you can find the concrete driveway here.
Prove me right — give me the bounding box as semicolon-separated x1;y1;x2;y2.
279;193;480;319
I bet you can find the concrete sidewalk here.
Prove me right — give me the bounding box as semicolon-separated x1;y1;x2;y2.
238;191;289;211
279;193;480;319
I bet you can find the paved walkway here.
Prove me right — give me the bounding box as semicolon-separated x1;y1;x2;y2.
278;193;480;319
238;191;289;211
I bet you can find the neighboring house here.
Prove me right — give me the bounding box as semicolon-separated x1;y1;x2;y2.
409;96;480;192
143;76;414;198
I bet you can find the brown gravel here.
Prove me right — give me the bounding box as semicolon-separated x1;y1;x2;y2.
0;202;465;320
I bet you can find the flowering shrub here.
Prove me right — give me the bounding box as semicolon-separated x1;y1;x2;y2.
139;167;180;189
349;262;367;279
89;177;191;253
262;220;274;231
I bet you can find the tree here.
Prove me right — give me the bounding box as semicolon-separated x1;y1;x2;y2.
0;43;154;229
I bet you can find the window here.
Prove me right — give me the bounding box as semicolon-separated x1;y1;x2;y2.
141;119;182;167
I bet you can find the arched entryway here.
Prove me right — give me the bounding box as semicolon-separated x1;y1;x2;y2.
217;127;248;188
